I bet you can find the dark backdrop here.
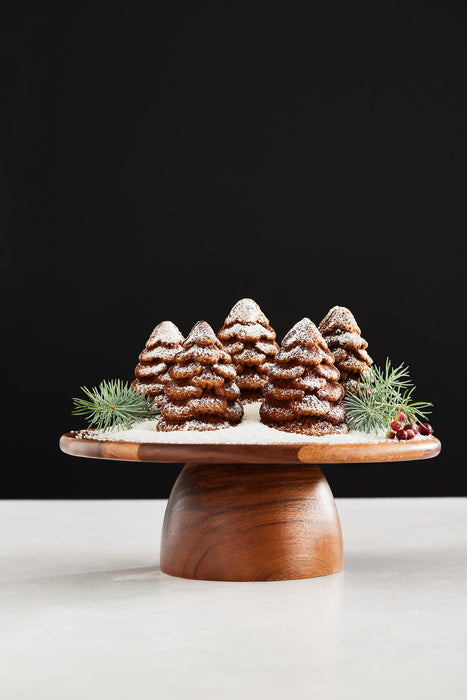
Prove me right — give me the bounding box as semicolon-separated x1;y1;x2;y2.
2;1;465;498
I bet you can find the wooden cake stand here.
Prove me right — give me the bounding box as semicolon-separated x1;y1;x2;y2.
60;434;441;581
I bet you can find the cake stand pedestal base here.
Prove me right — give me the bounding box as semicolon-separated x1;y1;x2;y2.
160;462;344;581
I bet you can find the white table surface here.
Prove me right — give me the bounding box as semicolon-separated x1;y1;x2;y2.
0;498;466;700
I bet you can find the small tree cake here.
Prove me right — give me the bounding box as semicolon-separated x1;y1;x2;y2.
260;318;347;436
318;306;372;394
132;321;184;407
157;320;244;431
217;298;279;403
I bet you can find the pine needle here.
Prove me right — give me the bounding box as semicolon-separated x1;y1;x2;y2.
72;379;159;432
343;359;432;433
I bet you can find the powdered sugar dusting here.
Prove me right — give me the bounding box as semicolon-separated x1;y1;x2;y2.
319;306;360;335
78;403;396;445
224;298;269;326
139;346;181;362
135;362;166;377
323;331;364;350
218;322;275;341
281;318;326;349
185;320;220;347
148;321;184;346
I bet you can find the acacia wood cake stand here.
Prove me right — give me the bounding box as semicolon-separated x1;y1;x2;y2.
60;433;441;582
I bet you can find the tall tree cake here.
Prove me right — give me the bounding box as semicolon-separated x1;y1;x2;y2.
132;321;184;407
260;318;347;435
157;321;244;431
217;298;279;403
318;306;372;394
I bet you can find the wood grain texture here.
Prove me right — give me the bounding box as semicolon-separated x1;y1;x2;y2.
160;462;343;581
297;438;441;463
59;432;441;464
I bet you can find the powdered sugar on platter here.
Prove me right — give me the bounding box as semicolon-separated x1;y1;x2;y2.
75;403;414;445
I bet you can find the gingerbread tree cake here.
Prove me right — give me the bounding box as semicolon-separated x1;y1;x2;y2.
260;318;347;436
157;320;244;431
132;321;184;407
217;298;279;403
318;306;372;394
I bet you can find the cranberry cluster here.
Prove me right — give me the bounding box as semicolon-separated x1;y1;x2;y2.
386;412;433;441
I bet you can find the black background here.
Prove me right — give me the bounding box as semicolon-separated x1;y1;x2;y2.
2;1;465;498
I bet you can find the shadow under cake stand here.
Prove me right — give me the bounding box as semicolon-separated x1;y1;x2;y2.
59;433;441;581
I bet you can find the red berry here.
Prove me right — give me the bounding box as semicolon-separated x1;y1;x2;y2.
386;430;396;439
406;429;416;440
395;411;406;422
404;423;418;432
391;420;402;431
418;423;433;436
396;429;408;440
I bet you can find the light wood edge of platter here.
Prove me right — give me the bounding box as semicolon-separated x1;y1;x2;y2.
297;436;441;463
59;433;441;465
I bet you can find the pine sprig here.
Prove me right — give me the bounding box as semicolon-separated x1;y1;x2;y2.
72;379;159;432
343;359;432;433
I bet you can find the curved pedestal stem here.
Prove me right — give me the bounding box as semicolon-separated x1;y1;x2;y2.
160;462;343;581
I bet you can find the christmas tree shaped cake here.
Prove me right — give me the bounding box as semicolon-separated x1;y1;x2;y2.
318;306;372;394
157;321;244;431
217;298;279;403
132;321;184;407
260;318;347;435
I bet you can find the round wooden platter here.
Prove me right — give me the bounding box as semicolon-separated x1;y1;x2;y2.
60;431;441;465
59;431;441;582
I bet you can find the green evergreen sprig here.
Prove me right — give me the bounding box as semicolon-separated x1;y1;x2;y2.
343;359;432;433
72;379;159;432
